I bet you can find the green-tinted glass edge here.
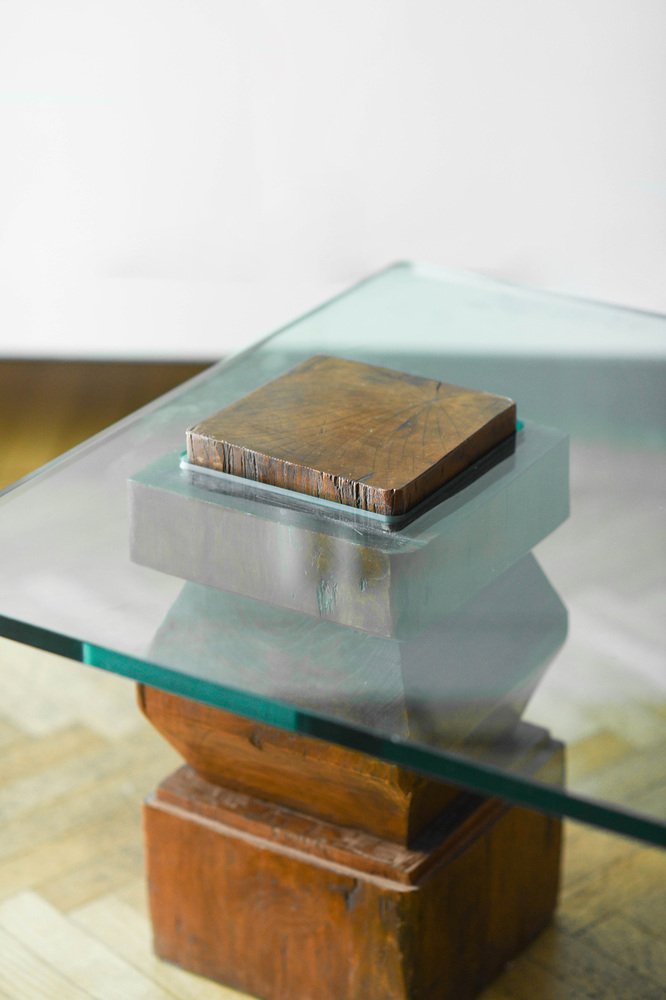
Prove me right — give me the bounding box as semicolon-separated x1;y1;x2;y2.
1;612;662;847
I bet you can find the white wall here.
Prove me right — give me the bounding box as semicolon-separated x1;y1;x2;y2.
0;0;664;358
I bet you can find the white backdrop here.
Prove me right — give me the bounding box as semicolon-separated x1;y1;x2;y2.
0;0;664;358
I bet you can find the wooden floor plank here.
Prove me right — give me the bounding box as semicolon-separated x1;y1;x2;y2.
0;892;177;1000
36;840;143;915
0;733;169;827
0;720;22;752
562;822;640;890
114;879;150;918
524;924;664;1000
481;954;593;1000
0;754;164;865
0;808;141;903
0;925;92;1000
576;740;666;808
620;884;666;940
0;638;147;739
0;725;107;785
561;846;666;932
577;913;666;987
72;897;249;1000
566;729;635;782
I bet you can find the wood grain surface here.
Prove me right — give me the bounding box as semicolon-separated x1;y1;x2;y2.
140;685;563;998
145;765;560;1000
186;355;516;515
138;685;459;846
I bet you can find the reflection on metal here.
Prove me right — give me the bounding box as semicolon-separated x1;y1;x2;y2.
132;418;569;759
130;422;568;638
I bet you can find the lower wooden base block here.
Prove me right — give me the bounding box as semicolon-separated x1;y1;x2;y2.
144;765;561;1000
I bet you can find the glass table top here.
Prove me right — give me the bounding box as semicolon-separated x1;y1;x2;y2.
1;263;664;846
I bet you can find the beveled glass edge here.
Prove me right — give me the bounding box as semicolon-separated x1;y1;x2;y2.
1;610;663;848
409;261;666;348
75;645;666;849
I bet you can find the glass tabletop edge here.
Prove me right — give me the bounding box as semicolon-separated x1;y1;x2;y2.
2;611;662;849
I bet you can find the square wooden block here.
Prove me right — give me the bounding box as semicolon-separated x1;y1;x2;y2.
145;764;561;1000
186;355;516;516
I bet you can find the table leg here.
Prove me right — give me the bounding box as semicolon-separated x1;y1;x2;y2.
138;685;561;1000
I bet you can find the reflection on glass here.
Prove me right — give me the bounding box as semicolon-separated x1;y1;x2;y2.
130;423;568;638
3;264;660;840
133;407;569;775
148;555;567;750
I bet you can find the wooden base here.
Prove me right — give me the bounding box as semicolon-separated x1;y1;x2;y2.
140;686;562;1000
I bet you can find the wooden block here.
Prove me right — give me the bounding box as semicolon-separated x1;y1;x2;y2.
139;688;563;997
138;685;460;846
144;766;561;1000
186;355;516;515
138;685;563;849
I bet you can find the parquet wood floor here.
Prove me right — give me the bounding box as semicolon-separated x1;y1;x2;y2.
0;361;664;999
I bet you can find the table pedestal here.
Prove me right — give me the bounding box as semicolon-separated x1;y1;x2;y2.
139;685;561;1000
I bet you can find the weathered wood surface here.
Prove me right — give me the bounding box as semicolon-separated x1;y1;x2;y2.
140;685;563;998
186;355;516;515
145;765;561;1000
138;685;460;846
